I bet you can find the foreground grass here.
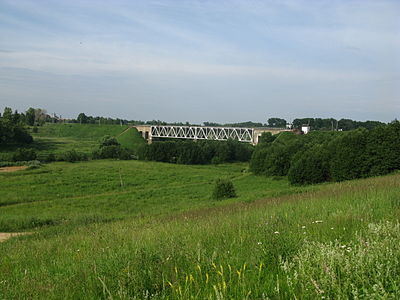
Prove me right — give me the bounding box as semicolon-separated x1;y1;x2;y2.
0;160;310;231
0;172;399;299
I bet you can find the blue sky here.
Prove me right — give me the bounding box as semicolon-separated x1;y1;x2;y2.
0;0;399;123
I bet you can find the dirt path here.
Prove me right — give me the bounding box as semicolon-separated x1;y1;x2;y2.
0;166;28;173
0;232;32;242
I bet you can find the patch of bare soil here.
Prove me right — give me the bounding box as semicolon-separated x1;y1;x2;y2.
0;166;28;173
0;232;32;242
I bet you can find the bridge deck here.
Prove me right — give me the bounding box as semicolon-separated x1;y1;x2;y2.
134;125;290;145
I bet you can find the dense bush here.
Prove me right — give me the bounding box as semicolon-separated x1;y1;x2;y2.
251;122;400;185
212;178;236;200
0;107;33;145
63;150;88;162
288;145;330;185
250;132;307;176
138;139;253;165
92;135;133;160
364;122;400;176
12;148;37;161
328;128;369;181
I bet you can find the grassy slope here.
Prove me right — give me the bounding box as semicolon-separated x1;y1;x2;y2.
0;160;311;231
115;127;146;151
0;123;146;159
0;159;399;298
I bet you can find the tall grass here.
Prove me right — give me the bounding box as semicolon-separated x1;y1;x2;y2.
0;173;399;299
0;160;311;231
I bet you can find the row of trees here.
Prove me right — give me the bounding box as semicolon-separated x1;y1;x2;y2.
292;118;385;131
203;118;286;128
250;121;400;185
138;139;253;165
0;107;33;145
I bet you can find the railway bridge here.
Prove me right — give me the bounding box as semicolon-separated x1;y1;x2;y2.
134;125;291;145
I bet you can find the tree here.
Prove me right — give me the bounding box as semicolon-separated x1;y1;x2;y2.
267;118;287;128
34;108;47;125
2;107;13;121
328;128;369;181
288;145;330;185
25;108;35;126
77;113;88;124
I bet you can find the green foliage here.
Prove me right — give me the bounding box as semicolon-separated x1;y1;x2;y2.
251;123;400;186
212;178;237;200
281;222;400;299
364;121;400;176
12;148;37;161
288;145;330;185
267;117;287;128
62;149;88;162
77;112;89;124
139;140;253;165
0;160;307;230
25;107;35;126
329;128;369;181
250;132;303;176
0;169;399;299
0;107;33;145
100;135;119;147
257;132;276;144
45;153;57;162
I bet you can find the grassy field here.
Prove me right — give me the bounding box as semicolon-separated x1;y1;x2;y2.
0;156;399;298
0;160;312;232
0;124;399;298
0;123;145;160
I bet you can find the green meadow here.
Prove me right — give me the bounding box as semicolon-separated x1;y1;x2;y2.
0;123;145;160
0;124;399;299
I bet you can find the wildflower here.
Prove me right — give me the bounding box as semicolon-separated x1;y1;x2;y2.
274;231;279;234
257;242;262;245
330;227;334;230
315;220;323;224
301;225;306;229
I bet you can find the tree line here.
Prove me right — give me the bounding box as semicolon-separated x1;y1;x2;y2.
250;121;400;185
137;139;253;165
0;107;33;145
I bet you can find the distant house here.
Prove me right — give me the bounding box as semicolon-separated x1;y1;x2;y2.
301;125;310;134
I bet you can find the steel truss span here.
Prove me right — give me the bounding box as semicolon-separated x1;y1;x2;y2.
150;125;254;143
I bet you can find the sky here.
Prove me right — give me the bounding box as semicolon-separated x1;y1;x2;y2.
0;0;399;123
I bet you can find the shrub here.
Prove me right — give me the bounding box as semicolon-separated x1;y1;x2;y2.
12;148;37;161
288;145;330;185
100;135;120;147
63;150;88;162
211;156;223;165
328;128;369;181
212;178;236;200
45;153;57;162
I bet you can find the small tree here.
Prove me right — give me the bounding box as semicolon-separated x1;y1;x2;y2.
12;148;37;161
212;178;236;200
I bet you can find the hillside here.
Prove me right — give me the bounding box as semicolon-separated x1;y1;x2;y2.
0;123;146;160
0;158;399;298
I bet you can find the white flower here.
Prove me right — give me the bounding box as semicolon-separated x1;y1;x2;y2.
274;231;279;234
257;242;262;245
301;226;306;229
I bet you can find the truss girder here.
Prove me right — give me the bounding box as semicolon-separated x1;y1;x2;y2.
150;126;254;143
